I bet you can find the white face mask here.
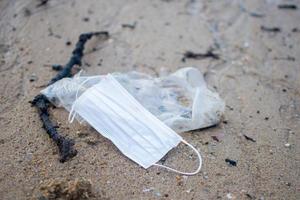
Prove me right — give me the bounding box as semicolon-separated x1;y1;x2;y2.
69;74;202;175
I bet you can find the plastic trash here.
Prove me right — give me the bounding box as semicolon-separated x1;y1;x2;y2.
41;67;225;132
65;74;202;174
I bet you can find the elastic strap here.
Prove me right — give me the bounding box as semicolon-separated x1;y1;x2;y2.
153;139;202;176
68;76;100;123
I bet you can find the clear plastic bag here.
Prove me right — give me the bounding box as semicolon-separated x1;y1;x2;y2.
41;67;225;132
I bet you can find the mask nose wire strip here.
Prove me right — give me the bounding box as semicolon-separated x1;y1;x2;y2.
68;76;100;123
153;139;202;176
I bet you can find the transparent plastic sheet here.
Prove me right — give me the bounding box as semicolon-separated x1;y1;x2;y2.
41;67;225;132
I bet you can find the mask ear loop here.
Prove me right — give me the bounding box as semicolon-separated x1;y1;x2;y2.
153;139;202;176
68;76;101;123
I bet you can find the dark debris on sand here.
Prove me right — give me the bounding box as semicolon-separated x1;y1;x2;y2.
31;31;109;162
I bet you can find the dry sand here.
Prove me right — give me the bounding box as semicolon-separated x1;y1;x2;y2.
0;0;299;199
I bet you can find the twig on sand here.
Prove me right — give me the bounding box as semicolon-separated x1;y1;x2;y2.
122;22;137;30
31;31;109;162
182;48;220;62
36;0;49;8
225;158;237;166
277;4;298;10
260;26;281;33
243;134;256;143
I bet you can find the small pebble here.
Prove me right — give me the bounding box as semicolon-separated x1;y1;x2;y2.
225;158;237;166
143;188;154;192
65;41;72;46
246;193;254;199
226;193;233;199
29;74;38;82
155;192;161;197
52;64;62;71
211;135;220;142
284;143;290;147
82;17;90;22
244;42;249;48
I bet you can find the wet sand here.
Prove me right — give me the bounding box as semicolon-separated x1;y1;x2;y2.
0;0;299;199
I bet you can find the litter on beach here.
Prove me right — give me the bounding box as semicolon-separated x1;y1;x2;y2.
41;67;225;174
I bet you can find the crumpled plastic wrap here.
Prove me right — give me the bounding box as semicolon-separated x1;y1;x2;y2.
41;67;225;132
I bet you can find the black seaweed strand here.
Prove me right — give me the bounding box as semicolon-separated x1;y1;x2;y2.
31;94;77;162
182;49;220;62
48;31;109;85
31;31;109;162
278;4;297;10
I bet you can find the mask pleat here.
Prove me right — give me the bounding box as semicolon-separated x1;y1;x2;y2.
85;89;159;164
90;88;165;153
107;75;182;146
104;76;171;147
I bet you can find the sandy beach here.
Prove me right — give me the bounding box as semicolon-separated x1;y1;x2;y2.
0;0;299;199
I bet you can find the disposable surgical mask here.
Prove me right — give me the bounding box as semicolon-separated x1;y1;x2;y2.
69;74;202;175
